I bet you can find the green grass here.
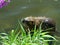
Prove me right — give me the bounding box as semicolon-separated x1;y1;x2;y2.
0;22;57;45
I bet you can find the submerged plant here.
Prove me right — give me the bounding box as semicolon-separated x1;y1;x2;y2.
0;0;10;8
0;22;57;45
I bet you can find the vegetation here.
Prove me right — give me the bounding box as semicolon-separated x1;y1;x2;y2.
0;22;57;45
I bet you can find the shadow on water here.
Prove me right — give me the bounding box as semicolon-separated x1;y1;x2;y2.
0;0;60;45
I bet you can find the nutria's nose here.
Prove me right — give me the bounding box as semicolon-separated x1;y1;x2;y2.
21;19;28;23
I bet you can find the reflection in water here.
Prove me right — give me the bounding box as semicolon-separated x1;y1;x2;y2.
21;6;28;9
7;6;29;16
54;0;58;1
28;0;31;3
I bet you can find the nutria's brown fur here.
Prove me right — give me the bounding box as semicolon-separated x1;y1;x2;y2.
21;16;56;45
21;16;56;36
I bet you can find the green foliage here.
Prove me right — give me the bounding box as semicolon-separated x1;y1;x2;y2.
0;22;57;45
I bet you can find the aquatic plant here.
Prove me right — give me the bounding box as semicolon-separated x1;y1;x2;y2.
0;0;10;8
0;22;57;45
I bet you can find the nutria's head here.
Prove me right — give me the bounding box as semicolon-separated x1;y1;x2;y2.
21;16;56;32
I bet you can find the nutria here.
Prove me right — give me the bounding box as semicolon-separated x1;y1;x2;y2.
21;16;56;45
21;16;56;35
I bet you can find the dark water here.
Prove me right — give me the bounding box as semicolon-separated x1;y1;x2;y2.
0;0;60;45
